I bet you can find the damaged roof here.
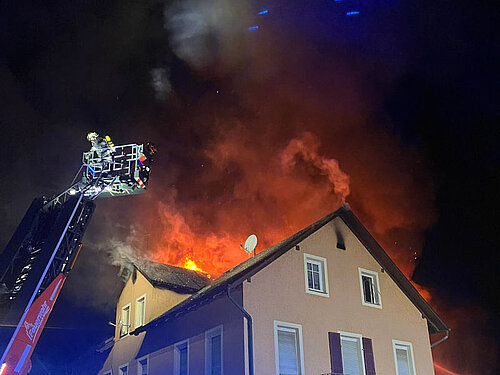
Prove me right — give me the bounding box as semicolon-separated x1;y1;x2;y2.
133;258;210;294
134;205;449;335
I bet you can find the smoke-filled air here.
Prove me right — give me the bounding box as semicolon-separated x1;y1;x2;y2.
57;1;495;374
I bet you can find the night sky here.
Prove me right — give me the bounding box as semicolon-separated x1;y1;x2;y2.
1;0;498;374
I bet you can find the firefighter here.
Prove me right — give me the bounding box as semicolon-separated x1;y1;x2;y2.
87;132;112;163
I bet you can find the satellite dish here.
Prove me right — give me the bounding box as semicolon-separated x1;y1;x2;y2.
243;234;258;254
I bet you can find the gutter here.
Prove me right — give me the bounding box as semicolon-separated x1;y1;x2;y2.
227;284;254;375
430;329;450;348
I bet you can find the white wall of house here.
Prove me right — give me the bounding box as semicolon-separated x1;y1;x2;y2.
243;216;435;375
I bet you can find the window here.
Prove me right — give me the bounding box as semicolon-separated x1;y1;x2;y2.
274;321;305;375
137;356;148;375
329;332;376;375
103;371;112;375
304;253;329;297
358;268;382;308
393;340;416;375
120;304;130;337
119;364;128;375
175;340;189;375
340;333;365;375
135;295;146;328
205;326;223;375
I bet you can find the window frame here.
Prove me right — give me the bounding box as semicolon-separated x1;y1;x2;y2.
135;294;147;329
174;339;189;375
303;253;330;297
103;371;112;375
392;340;417;375
274;320;305;375
205;325;223;375
338;331;366;375
120;303;131;337
358;267;382;309
118;363;129;375
136;355;149;375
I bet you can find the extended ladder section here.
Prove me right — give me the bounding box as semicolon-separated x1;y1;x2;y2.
0;138;155;375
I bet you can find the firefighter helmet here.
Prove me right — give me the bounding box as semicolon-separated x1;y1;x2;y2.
87;132;98;142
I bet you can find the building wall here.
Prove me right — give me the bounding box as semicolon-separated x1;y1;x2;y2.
100;285;245;375
113;270;191;341
244;216;435;375
99;332;146;375
99;270;193;374
133;289;245;375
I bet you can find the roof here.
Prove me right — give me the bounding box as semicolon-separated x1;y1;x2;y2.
134;205;449;335
133;258;211;294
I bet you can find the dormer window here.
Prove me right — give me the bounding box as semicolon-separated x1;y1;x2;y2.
359;268;382;308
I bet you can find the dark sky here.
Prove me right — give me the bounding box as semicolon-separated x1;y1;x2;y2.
1;0;498;374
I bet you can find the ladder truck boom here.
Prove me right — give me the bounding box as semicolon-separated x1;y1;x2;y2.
0;133;156;375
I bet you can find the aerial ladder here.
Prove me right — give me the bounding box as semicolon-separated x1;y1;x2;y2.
0;133;156;375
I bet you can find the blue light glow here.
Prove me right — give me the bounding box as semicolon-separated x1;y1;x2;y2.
258;10;269;15
346;11;360;15
248;26;259;31
87;165;95;175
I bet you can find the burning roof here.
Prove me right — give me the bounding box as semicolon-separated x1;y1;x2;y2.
134;205;449;335
132;258;211;294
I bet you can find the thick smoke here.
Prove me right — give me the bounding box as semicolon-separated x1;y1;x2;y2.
150;67;173;99
96;0;440;281
57;1;489;373
0;1;494;373
164;0;253;70
147;130;350;275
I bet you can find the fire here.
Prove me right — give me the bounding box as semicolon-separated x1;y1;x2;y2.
181;255;210;277
121;8;493;371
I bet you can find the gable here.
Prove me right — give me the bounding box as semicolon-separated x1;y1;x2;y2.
301;217;426;320
244;218;427;326
242;216;437;375
337;210;447;334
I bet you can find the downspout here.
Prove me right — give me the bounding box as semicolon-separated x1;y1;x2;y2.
430;329;450;348
227;284;254;375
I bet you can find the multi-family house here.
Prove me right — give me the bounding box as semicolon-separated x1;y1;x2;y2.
99;205;449;375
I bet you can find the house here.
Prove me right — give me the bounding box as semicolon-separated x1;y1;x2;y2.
98;205;449;375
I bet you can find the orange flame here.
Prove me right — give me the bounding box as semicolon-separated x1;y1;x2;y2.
180;255;211;278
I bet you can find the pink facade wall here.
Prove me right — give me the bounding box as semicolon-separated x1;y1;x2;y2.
243;217;436;375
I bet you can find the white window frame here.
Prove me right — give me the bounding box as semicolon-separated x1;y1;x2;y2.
274;320;305;375
118;363;129;375
205;325;223;375
137;355;149;375
358;268;382;308
338;331;366;375
174;339;189;375
392;340;417;375
103;371;112;375
135;294;147;329
303;253;330;297
120;303;131;337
